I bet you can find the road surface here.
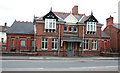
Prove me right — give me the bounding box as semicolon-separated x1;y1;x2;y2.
0;59;118;71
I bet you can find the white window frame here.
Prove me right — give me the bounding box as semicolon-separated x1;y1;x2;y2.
20;40;25;47
45;19;56;29
52;39;57;50
84;40;89;50
92;40;97;50
42;38;48;50
74;26;77;32
86;22;96;32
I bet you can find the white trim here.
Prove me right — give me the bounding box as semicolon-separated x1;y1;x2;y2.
79;15;85;22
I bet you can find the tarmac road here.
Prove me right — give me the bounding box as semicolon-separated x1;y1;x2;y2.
1;59;118;71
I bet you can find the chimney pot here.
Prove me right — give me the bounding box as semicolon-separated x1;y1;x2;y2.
5;22;7;27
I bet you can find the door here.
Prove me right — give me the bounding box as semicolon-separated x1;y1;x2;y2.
67;42;74;56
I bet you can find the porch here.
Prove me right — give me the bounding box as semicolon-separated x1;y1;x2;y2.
61;37;83;56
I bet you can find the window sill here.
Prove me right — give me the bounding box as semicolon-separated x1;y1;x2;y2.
52;49;58;50
42;49;48;50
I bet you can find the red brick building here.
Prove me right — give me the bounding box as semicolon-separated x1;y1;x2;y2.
104;16;120;52
6;6;110;56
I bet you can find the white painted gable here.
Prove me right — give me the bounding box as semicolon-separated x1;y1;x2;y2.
64;13;78;23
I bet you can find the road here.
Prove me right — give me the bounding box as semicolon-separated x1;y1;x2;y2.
0;59;118;71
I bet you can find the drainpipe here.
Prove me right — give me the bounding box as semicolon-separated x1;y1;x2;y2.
33;19;36;52
82;25;84;56
58;23;60;56
117;30;120;52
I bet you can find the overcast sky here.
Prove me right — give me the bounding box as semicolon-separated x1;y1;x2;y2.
0;0;119;29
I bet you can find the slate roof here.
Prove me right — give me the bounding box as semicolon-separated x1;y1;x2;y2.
112;24;120;29
102;31;110;38
35;11;85;23
6;21;34;34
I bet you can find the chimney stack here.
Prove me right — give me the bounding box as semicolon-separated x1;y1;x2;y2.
4;22;7;27
72;5;78;15
106;16;113;26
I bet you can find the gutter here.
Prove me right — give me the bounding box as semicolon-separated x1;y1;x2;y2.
82;25;84;56
58;23;60;56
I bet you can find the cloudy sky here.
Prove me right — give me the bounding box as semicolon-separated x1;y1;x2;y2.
0;0;119;29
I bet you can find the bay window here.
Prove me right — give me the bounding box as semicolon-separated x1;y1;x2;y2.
45;19;56;29
86;22;96;32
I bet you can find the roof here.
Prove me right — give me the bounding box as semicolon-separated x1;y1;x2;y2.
54;12;84;20
112;24;120;29
61;37;83;42
6;21;34;34
84;14;98;23
102;31;110;38
35;11;65;22
0;25;9;32
35;11;85;23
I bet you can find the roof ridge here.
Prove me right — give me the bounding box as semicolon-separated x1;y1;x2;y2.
53;11;84;15
15;20;33;23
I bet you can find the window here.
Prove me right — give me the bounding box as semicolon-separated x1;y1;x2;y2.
64;26;67;32
42;38;48;50
92;40;97;50
12;39;14;47
84;40;89;50
74;27;77;32
21;40;25;47
52;39;57;50
32;40;34;47
45;19;56;29
87;22;96;32
69;27;72;32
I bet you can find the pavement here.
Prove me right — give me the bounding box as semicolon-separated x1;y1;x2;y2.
2;66;118;71
0;56;119;61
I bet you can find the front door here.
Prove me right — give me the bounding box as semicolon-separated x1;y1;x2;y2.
67;42;74;56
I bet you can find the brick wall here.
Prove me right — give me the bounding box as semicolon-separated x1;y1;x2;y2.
6;34;34;51
104;25;119;52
